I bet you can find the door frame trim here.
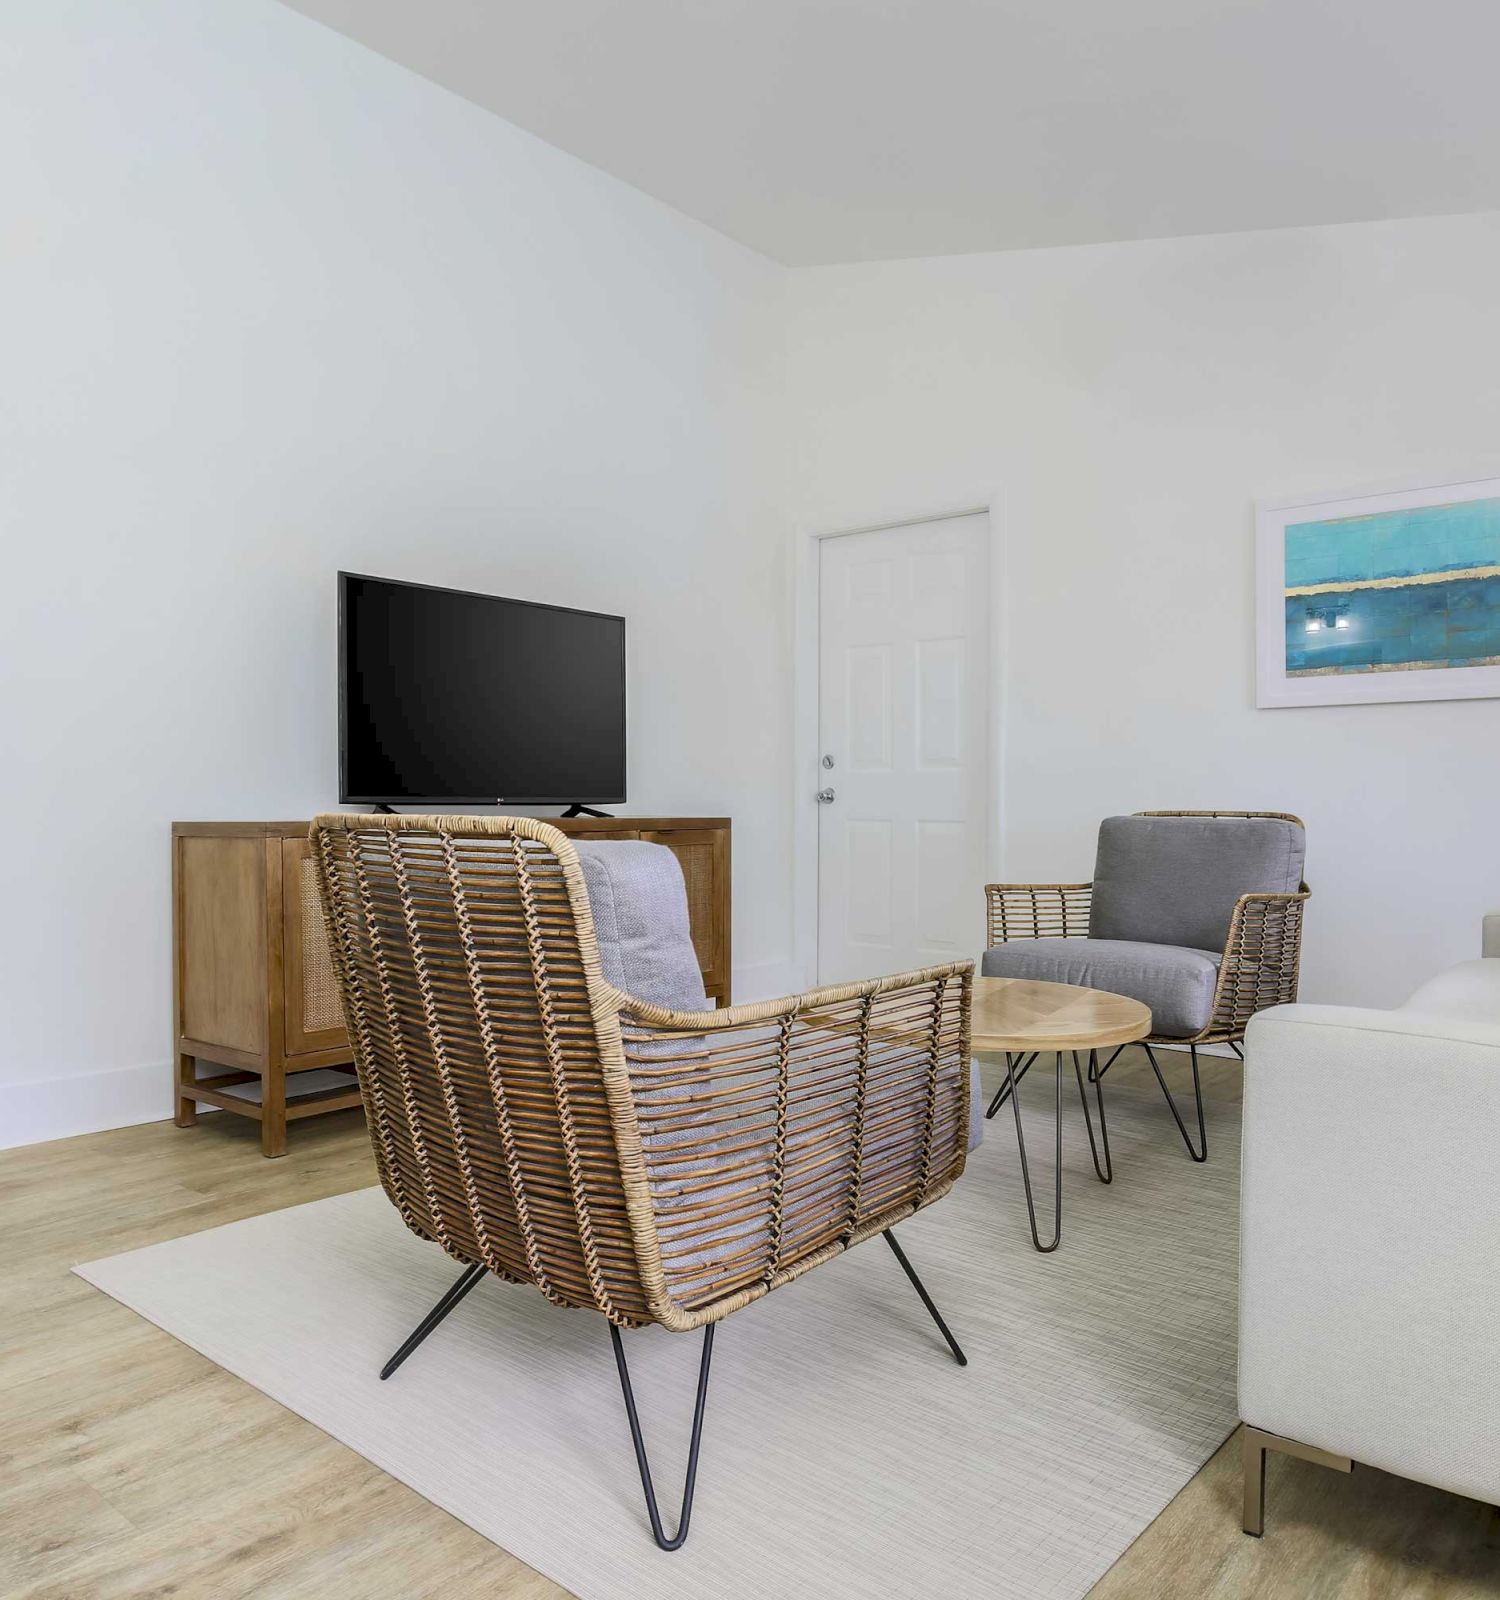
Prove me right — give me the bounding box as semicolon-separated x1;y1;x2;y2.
790;496;1005;988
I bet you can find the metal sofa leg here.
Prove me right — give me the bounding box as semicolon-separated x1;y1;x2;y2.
1242;1424;1354;1537
610;1323;715;1552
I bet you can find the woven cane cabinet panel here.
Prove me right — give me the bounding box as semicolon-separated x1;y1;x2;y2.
172;817;732;1157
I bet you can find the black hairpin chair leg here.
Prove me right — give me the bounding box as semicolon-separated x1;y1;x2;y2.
610;1323;715;1552
1143;1043;1208;1162
379;1261;488;1380
883;1230;967;1365
608;1221;966;1554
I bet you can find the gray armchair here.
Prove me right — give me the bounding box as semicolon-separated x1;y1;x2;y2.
982;811;1309;1161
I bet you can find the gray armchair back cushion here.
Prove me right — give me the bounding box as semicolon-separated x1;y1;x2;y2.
573;839;709;1012
1089;815;1305;953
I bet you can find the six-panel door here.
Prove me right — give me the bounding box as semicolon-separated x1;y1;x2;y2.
817;514;990;984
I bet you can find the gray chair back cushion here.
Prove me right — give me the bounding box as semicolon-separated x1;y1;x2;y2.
1089;815;1304;954
573;839;709;1012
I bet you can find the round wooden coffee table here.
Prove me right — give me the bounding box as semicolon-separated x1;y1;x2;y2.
972;976;1151;1253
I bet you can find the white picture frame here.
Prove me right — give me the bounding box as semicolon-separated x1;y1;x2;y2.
1255;470;1500;709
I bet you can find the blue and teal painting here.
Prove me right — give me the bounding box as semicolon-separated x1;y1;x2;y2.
1284;497;1500;676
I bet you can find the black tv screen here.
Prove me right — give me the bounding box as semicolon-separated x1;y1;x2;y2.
339;572;626;806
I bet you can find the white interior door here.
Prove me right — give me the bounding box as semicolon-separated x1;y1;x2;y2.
817;513;990;984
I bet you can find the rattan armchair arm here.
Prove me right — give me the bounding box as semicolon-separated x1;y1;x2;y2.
984;883;1093;945
1198;886;1310;1043
603;962;973;1330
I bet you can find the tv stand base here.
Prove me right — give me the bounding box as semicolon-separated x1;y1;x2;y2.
561;804;614;819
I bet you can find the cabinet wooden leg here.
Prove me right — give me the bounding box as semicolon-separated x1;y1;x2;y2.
261;1065;288;1158
174;1052;198;1127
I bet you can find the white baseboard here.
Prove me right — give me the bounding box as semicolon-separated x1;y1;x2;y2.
1;1061;172;1151
0;1029;1240;1155
0;956;995;1154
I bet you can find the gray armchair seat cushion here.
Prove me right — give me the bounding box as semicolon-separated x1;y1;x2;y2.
982;938;1222;1040
1090;814;1304;953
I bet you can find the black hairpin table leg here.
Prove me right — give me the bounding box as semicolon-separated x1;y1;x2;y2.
1005;1048;1063;1252
987;1051;1038;1118
1073;1049;1113;1183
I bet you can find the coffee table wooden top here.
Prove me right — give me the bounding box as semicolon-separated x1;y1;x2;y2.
970;976;1152;1054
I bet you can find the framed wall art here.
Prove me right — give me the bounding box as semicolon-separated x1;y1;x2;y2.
1256;472;1500;708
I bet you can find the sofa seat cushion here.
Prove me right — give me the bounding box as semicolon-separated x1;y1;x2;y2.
1089;814;1305;953
572;839;708;1013
981;938;1222;1039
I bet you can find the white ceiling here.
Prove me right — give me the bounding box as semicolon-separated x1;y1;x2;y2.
278;0;1500;266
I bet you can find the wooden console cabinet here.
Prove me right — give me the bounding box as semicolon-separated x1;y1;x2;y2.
172;817;732;1156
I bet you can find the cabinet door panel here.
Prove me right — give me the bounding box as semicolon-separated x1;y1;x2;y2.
179;835;267;1053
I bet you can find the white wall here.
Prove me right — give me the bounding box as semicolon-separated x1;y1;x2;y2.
784;212;1500;1009
7;6;1497;1152
0;0;792;1145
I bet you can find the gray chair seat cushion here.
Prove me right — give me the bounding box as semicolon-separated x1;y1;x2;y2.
981;938;1222;1040
1090;814;1305;953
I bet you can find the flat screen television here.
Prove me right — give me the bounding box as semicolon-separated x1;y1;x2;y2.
339;572;626;807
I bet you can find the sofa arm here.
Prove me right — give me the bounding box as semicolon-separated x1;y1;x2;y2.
1484;913;1500;958
1239;1003;1500;1505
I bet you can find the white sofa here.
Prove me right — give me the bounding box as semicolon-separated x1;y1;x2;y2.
1238;921;1500;1534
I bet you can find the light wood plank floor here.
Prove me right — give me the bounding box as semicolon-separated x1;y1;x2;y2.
3;1052;1497;1598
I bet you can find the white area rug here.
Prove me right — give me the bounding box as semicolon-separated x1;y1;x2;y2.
76;1059;1241;1600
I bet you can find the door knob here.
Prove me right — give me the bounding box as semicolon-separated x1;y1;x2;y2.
816;787;836;804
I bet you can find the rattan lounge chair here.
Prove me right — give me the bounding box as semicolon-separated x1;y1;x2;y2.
982;810;1309;1163
310;813;973;1552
